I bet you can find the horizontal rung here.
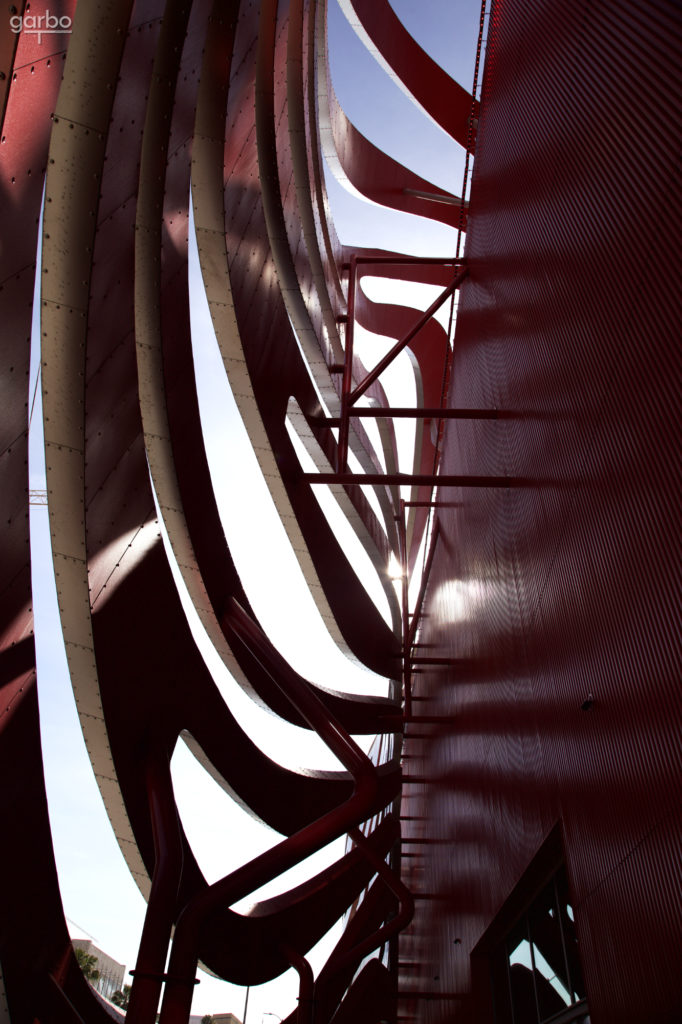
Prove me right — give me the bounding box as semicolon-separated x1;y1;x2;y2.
404;715;451;723
402;837;446;845
398;991;463;1000
404;501;463;508
346;256;464;267
402;776;442;784
410;657;462;665
320;407;498;423
302;473;517;487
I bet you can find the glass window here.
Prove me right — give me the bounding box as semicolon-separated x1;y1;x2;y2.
556;870;586;1003
507;918;538;1023
498;867;589;1024
528;882;572;1018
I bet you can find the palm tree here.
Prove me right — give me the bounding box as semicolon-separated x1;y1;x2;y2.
112;984;131;1008
74;947;100;982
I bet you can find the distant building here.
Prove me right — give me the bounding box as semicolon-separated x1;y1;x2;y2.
71;939;125;1003
188;1016;242;1024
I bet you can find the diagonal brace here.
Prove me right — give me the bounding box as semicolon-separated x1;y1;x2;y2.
349;266;468;405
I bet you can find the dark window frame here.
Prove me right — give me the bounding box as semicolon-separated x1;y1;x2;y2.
505;869;586;1023
472;825;590;1024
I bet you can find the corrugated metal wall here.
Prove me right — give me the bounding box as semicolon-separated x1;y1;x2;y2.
400;1;682;1021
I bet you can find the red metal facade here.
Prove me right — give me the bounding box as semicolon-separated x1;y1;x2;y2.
0;1;680;1023
399;1;682;1022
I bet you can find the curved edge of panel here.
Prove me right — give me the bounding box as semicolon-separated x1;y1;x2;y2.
286;397;401;635
133;0;274;736
292;0;402;542
192;18;379;674
316;9;464;230
258;0;402;598
41;0;149;898
339;0;478;148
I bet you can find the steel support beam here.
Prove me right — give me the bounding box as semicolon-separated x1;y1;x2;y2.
320;407;498;424
303;473;516;487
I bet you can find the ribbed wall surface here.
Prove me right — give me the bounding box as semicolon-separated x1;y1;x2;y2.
400;1;682;1022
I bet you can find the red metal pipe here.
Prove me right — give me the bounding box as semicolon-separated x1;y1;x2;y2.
223;601;376;782
303;473;517;487
397;500;411;720
397;992;464;1000
323;407;498;421
158;779;381;1021
282;947;315;1024
323;827;414;974
351;256;464;266
409;657;462;665
127;748;185;1024
402;716;450;725
404;501;463;508
407;521;440;650
157;599;385;1023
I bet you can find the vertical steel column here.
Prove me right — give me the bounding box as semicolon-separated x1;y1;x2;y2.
408;520;440;652
127;749;184;1024
283;947;315;1024
397;499;412;720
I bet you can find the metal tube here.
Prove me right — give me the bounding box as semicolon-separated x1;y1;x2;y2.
158;599;382;1024
351;256;464;266
127;748;184;1024
410;657;463;665
282;947;314;1024
319;407;498;423
350;406;497;418
325;828;414;974
404;501;463;508
303;473;516;487
224;600;374;782
408;521;440;650
397;500;411;720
